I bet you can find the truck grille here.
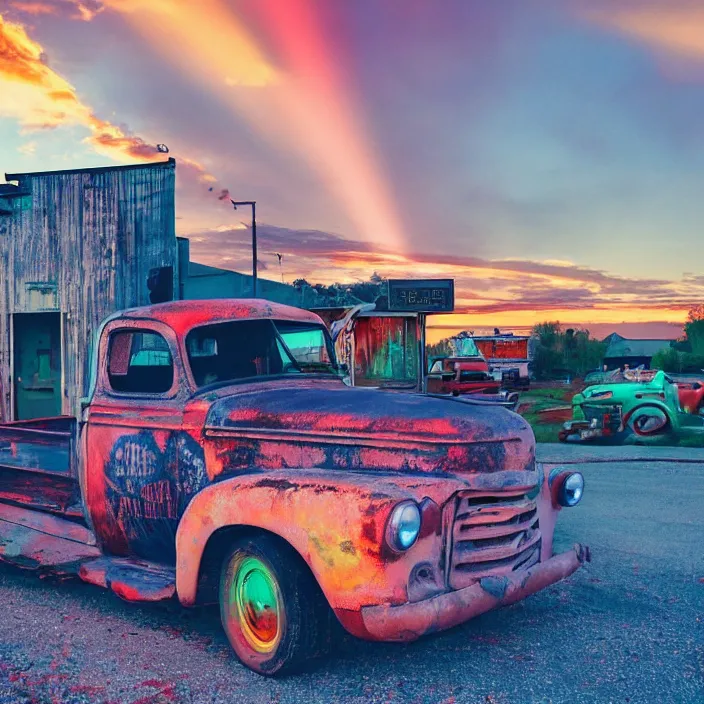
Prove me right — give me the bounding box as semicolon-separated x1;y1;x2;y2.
582;403;623;432
449;491;541;591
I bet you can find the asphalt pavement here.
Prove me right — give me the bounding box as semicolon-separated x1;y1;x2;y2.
0;447;702;704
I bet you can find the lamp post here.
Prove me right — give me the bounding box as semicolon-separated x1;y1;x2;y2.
231;200;257;297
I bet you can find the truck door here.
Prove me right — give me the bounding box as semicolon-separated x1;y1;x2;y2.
83;321;187;563
12;313;62;420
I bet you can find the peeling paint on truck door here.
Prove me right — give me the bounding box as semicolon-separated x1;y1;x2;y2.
84;320;186;561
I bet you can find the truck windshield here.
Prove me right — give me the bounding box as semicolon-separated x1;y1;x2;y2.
185;319;337;387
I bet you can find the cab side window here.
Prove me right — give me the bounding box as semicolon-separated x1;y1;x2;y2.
108;330;174;394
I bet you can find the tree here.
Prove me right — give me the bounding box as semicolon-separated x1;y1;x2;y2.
684;305;704;356
426;338;454;359
533;322;561;349
658;306;704;369
531;322;562;379
687;304;704;322
530;321;606;379
347;277;383;303
652;347;683;373
292;275;385;306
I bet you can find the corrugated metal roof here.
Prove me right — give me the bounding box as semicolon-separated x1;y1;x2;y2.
5;158;174;180
0;183;28;196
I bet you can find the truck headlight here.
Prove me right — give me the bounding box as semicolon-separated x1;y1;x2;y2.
386;501;421;551
558;472;584;507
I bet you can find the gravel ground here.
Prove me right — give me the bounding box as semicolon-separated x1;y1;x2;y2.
0;450;702;704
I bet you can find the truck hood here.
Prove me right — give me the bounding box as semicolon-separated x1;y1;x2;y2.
203;380;535;476
579;378;666;401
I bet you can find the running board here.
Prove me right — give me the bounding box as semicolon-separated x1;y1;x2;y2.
0;503;100;574
79;557;176;602
0;504;175;602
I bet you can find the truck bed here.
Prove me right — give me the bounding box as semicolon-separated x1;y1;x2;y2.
0;416;82;518
0;423;176;598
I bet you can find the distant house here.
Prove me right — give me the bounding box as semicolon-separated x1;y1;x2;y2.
602;333;674;370
470;333;534;385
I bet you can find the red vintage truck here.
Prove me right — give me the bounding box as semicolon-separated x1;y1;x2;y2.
672;376;704;415
0;300;588;675
426;355;501;396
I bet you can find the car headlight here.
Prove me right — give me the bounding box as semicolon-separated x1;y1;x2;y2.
385;501;421;551
558;472;584;507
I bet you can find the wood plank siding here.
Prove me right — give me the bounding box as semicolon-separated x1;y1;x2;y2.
0;159;177;421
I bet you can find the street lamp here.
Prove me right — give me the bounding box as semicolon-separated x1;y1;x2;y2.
231;200;257;297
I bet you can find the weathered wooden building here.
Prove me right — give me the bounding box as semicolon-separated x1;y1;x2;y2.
321;305;424;391
0;159;177;421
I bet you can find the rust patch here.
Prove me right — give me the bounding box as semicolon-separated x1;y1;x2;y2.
479;575;510;599
252;477;299;491
313;484;341;494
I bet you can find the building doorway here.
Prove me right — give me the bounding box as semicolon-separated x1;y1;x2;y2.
12;312;62;420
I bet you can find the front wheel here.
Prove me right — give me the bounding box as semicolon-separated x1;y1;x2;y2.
219;534;334;676
627;407;670;436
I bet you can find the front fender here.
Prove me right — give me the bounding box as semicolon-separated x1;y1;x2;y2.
175;468;465;612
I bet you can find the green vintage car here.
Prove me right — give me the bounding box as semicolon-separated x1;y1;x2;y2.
559;369;682;443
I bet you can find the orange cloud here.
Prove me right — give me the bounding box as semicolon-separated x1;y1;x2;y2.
9;1;57;17
584;3;704;76
0;13;226;199
9;0;103;21
187;223;704;333
0;16;93;129
0;16;139;141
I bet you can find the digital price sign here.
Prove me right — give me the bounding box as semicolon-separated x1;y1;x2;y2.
387;279;455;313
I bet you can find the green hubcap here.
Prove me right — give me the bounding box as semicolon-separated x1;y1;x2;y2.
230;556;281;653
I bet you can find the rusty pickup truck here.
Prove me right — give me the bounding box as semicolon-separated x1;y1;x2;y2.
0;300;589;675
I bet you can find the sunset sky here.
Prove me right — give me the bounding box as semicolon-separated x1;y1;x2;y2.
1;0;703;342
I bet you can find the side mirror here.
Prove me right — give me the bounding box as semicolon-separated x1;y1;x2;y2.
692;382;702;390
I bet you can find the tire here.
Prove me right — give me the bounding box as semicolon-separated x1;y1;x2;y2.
219;533;334;676
627;407;669;437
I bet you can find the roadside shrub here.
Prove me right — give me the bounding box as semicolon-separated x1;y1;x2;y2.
652;347;683;373
652;348;704;373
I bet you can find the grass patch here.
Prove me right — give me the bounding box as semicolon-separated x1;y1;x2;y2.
529;422;562;443
520;407;563;443
673;432;704;448
518;389;573;443
520;389;571;403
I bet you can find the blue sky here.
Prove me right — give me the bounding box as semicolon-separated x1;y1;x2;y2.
1;0;702;339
